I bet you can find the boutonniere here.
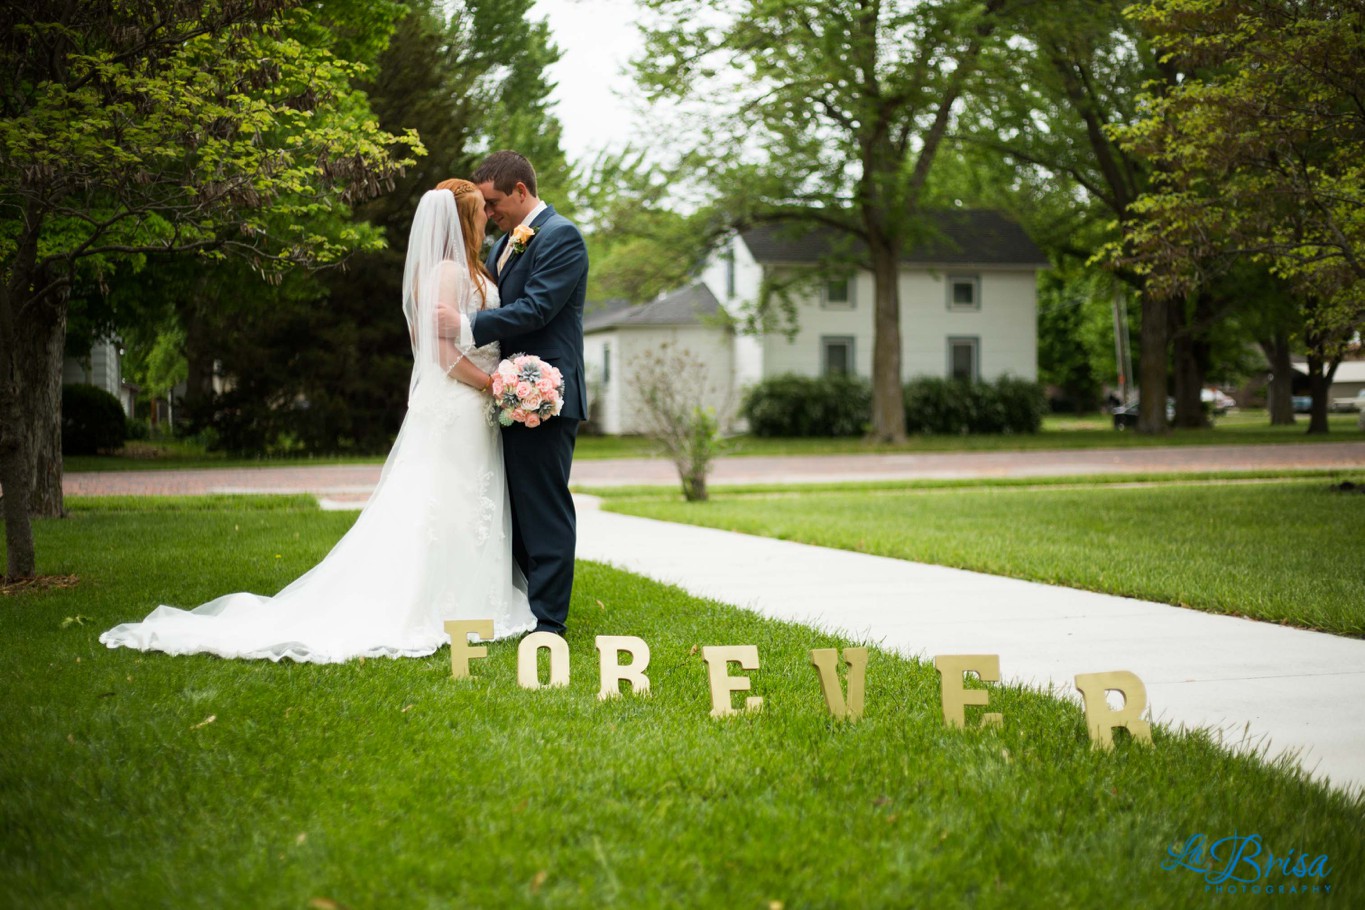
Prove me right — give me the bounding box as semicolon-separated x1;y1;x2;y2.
510;224;536;254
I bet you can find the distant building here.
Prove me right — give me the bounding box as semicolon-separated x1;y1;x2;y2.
584;211;1047;434
62;338;136;416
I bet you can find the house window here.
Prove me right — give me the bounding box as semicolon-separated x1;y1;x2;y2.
822;336;855;376
603;343;612;384
947;274;980;311
821;278;854;309
948;336;979;382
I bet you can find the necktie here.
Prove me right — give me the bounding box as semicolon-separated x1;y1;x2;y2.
497;237;514;275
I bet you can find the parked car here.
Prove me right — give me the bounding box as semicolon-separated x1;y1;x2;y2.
1202;387;1235;415
1292;395;1313;413
1330;390;1365;412
1112;398;1175;429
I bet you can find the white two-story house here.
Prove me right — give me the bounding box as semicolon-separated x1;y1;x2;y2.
584;210;1047;434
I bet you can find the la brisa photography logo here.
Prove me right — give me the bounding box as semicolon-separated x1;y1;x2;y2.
1162;832;1332;895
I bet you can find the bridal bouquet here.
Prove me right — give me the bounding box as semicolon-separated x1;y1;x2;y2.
489;354;564;428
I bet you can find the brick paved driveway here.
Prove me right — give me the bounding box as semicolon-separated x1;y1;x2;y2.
62;441;1365;504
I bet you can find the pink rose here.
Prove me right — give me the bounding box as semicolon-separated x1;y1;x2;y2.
535;377;554;394
515;381;533;399
511;408;527;423
491;377;505;396
525;414;541;428
524;392;542;410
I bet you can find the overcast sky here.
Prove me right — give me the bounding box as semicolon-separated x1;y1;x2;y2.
532;0;647;165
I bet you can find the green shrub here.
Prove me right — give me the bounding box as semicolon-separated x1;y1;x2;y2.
902;377;975;434
993;374;1048;434
903;376;1045;435
125;416;151;441
61;384;126;455
742;374;871;437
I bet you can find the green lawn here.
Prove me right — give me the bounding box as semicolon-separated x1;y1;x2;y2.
63;410;1362;473
2;497;1360;906
603;477;1365;638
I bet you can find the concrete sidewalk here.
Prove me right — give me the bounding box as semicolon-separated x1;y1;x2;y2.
574;498;1365;796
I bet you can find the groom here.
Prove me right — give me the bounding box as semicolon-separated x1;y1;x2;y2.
465;150;588;636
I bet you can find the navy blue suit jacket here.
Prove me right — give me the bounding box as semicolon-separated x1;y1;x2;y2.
473;205;588;420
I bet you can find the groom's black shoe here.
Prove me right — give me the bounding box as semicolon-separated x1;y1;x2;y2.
533;623;565;637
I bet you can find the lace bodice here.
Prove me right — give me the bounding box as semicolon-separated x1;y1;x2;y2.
465;283;502;372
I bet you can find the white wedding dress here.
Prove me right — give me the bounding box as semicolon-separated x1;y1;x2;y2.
99;281;535;663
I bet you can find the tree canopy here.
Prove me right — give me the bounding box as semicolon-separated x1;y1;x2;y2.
0;0;420;578
635;0;1015;441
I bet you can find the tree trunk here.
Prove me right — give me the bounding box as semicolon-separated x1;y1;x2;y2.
23;295;67;518
0;278;36;579
1170;293;1212;428
179;279;220;434
1259;333;1296;425
1304;354;1337;435
1170;332;1207;428
868;235;906;443
1137;288;1170;434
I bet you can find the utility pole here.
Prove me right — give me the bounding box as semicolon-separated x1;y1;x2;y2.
1112;289;1133;403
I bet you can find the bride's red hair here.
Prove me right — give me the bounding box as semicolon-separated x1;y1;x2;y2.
435;178;492;307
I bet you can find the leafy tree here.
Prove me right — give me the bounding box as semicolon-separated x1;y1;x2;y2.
1110;0;1364;433
919;139;1134;412
267;0;571;454
959;0;1186;432
0;0;420;579
1035;267;1119;412
635;0;1015;442
576;149;719;304
63;0;572;462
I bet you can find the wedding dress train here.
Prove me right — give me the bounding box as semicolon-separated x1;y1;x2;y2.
99;284;534;663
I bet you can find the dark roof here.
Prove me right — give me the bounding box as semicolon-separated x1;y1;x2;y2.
583;284;722;333
581;297;633;332
740;210;1048;267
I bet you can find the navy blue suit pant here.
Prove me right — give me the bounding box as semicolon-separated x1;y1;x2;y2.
502;417;578;634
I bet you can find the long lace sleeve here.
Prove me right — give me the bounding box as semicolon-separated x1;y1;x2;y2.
432;261;484;374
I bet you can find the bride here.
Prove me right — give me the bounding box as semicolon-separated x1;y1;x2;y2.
99;181;536;662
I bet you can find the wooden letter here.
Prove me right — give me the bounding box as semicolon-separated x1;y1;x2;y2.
517;631;570;689
933;655;1003;729
1074;671;1153;749
702;645;762;717
809;647;868;720
444;619;494;679
596;635;651;700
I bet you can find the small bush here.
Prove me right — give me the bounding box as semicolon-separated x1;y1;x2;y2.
903;376;1046;435
61;384;126;455
125;416;151;441
629;342;730;501
742;374;872;437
